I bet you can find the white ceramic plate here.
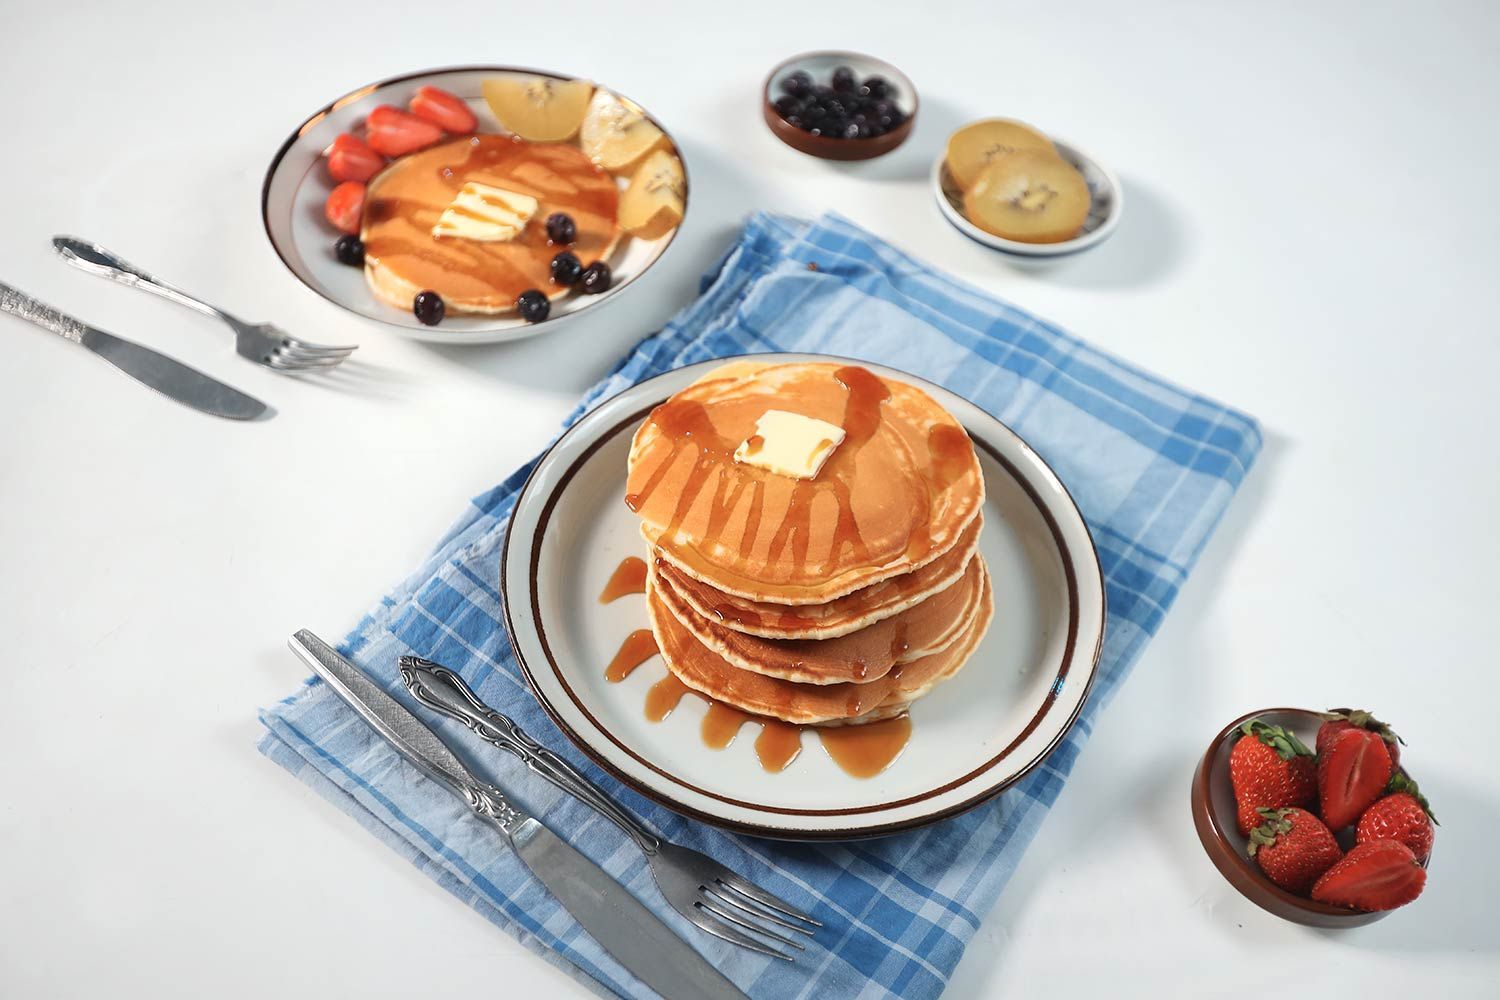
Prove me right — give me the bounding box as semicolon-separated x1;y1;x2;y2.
931;139;1122;258
261;66;687;344
503;355;1105;839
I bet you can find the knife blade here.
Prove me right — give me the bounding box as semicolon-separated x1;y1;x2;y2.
287;631;747;1000
0;280;268;420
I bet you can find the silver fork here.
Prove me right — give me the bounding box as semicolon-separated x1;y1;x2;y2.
53;236;357;373
399;655;822;960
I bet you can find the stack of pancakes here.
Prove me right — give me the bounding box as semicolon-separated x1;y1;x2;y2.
626;361;992;727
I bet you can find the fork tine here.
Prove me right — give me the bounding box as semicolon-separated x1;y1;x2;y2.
283;340;359;357
277;343;357;362
715;875;822;927
273;347;347;366
704;885;816;935
699;895;806;951
689;903;797;961
265;352;343;372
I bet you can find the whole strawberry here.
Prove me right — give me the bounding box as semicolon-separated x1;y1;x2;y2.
1356;773;1436;862
1312;839;1426;911
1229;719;1317;835
1317;708;1402;769
1247;807;1342;896
1318;726;1393;829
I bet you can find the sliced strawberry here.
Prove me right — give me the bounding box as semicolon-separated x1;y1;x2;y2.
365;104;445;157
1318;727;1393;829
325;181;366;234
1311;840;1425;911
326;133;384;183
1317;708;1402;768
409;85;477;134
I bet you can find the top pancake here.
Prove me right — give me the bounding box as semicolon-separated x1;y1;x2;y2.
625;362;984;604
362;135;621;314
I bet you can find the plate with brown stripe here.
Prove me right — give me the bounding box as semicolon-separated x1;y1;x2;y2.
502;354;1105;839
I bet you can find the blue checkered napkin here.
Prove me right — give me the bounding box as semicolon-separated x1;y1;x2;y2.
260;212;1261;999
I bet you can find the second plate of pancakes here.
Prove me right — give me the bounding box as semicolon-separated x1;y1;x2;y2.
503;354;1105;839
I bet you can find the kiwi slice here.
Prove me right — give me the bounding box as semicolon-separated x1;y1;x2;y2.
962;151;1091;243
945;119;1058;190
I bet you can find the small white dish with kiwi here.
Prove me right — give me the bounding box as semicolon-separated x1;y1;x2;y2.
932;118;1121;259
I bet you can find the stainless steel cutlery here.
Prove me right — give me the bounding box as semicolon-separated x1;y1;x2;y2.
0;280;268;420
401;654;822;960
287;631;748;1000
54;236;357;373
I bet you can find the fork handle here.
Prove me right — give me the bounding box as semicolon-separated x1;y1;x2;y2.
399;657;663;855
52;236;226;321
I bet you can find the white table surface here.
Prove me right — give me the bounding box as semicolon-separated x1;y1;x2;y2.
3;1;1496;995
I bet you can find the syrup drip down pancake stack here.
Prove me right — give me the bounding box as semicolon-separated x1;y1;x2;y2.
625;361;992;729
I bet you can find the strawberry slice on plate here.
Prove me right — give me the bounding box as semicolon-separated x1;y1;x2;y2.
1311;840;1425;911
410;85;477;134
365;104;444;157
326;133;384;183
325;181;366;234
1318;726;1393;830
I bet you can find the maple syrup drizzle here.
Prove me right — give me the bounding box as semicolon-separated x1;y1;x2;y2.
603;629;659;683
755;721;804;772
598;557;648;603
644;674;691;721
818;715;913;778
701;702;752;749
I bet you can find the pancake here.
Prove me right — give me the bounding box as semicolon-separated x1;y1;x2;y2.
626;362;984;604
652;553;986;685
362;135;621;314
648;562;993;725
658;513;983;640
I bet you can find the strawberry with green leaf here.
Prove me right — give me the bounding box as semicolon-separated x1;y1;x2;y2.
1229;719;1318;835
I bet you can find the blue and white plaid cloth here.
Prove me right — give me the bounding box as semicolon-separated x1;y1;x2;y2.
260;212;1261;999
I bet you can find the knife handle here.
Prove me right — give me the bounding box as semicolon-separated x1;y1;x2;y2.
400;657;662;855
0;281;88;344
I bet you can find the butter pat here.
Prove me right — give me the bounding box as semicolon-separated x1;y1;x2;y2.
432;182;538;241
734;410;846;480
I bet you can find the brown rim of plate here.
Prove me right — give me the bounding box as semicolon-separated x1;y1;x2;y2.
760;50;918;162
259;64;689;321
500;354;1106;840
1190;706;1428;927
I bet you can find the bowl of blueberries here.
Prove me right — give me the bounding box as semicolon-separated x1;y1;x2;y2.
763;51;917;161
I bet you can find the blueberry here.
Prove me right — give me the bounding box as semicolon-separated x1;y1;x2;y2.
413;290;445;326
545;212;576;245
780;70;813;98
517;289;550;323
856;123;873;139
825;99;846;118
807;126;823;137
813;84;835;100
840;121;861;140
859;76;890;99
870;99;893;118
831;66;856;92
334;234;364;267
580;261;612;295
773;95;800;118
550;251;583;286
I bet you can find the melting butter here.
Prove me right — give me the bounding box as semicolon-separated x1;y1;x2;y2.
734;409;846;480
432;182;538;242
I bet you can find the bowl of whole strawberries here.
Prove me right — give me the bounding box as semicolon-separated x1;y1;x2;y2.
1191;707;1434;927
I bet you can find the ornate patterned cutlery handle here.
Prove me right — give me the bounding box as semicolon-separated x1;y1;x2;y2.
0;281;89;344
399;656;662;854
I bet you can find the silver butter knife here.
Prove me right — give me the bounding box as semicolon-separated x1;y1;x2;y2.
287;631;747;1000
0;280;268;420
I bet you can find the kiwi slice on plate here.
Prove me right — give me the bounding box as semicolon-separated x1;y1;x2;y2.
962;151;1091;244
945;118;1057;189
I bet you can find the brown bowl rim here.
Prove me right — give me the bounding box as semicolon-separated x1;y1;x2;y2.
760;49;919;161
1191;706;1424;928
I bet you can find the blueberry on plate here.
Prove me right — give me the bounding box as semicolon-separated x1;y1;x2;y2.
580;261;612;295
831;66;856;92
774;95;800;118
859;76;890;99
840;121;861;140
545;212;576;245
780;70;813;98
413;290;445;326
550;251;583;286
334;234;364;267
517;289;550;323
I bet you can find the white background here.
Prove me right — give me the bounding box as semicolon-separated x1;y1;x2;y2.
2;1;1496;995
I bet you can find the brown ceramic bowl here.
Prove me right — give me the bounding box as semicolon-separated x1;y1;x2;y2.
762;51;917;161
1191;707;1428;928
